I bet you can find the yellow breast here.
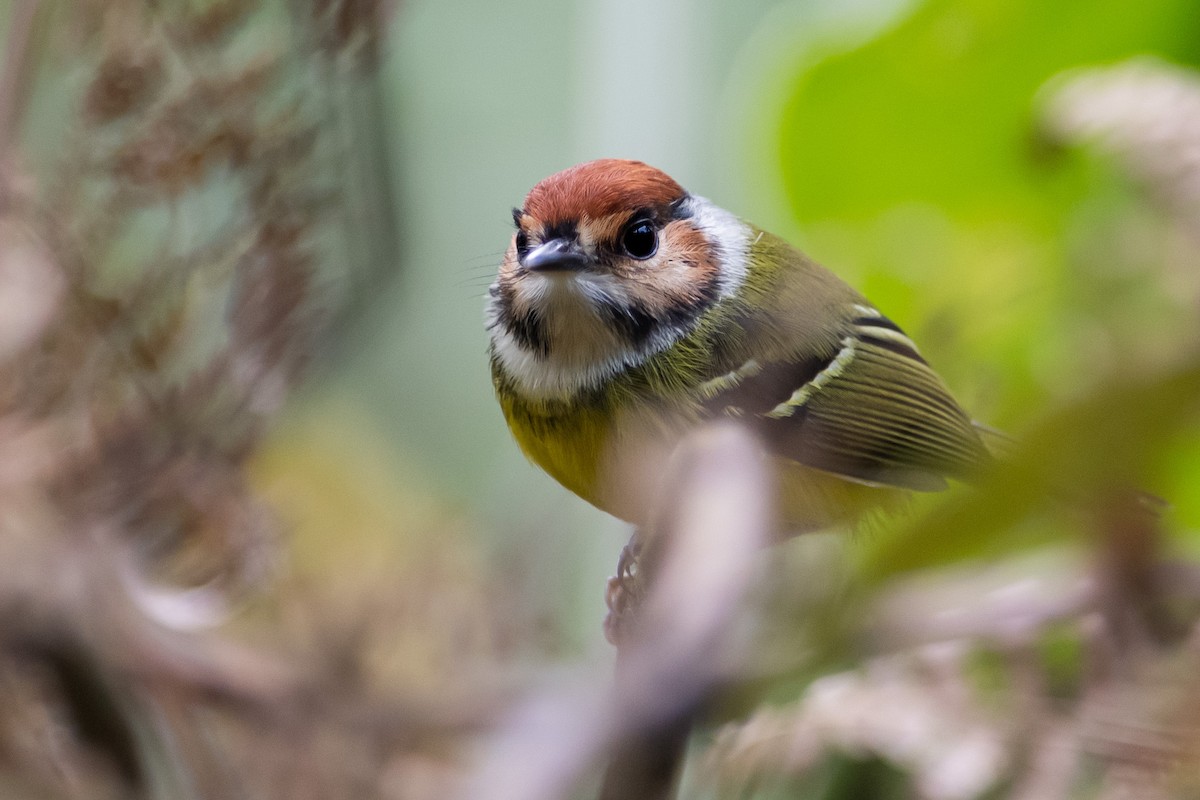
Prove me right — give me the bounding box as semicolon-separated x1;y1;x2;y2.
499;392;615;510
500;386;902;533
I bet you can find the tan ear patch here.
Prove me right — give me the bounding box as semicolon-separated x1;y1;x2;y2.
613;218;720;314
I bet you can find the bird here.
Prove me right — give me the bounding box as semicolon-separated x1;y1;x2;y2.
486;159;991;533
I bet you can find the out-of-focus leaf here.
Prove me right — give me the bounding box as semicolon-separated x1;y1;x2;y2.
778;0;1200;224
764;0;1200;431
859;352;1200;581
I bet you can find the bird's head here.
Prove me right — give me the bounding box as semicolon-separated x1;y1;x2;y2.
487;159;752;400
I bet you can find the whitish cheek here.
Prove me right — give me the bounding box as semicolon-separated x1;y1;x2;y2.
629;246;709;308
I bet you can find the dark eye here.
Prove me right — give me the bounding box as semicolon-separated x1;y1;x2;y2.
515;230;528;255
621;219;657;260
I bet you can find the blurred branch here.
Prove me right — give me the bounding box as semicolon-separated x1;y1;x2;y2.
0;531;506;797
292;0;404;353
0;0;42;161
600;423;774;800
467;423;773;800
865;558;1200;656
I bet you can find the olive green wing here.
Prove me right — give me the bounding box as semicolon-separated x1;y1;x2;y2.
697;308;990;491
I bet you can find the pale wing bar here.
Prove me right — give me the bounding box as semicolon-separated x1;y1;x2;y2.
698;310;989;491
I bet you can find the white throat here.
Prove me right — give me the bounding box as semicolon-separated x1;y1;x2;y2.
487;272;669;401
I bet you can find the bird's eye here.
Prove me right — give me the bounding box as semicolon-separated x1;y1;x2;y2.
515;230;528;255
621;219;657;260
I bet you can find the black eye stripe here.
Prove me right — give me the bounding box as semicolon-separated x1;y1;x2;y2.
542;220;577;241
669;194;694;220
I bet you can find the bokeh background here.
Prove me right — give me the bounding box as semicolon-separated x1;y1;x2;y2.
4;0;1200;797
311;0;1200;637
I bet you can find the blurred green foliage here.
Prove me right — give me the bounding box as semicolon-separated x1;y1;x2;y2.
775;0;1200;424
780;0;1200;223
760;0;1200;569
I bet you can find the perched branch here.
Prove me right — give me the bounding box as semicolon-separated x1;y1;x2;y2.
0;0;42;161
466;422;773;800
600;423;773;800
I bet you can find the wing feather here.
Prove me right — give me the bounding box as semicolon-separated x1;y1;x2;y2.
697;312;990;491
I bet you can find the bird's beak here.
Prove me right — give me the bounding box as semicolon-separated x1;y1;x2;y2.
522;238;589;273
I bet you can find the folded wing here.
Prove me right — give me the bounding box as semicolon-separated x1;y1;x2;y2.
698;308;990;491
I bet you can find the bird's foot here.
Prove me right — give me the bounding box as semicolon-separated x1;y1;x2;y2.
603;531;645;646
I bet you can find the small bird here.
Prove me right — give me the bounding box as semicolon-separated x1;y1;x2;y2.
487;159;990;532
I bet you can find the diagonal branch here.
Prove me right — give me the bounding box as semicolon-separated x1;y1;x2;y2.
0;0;43;163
